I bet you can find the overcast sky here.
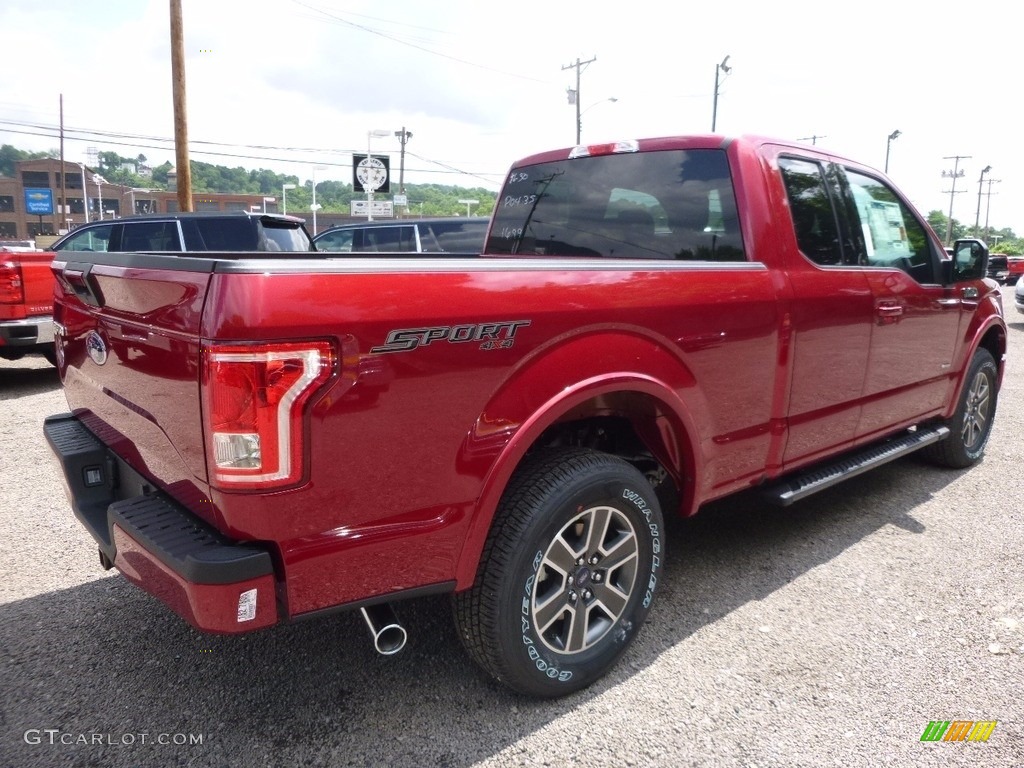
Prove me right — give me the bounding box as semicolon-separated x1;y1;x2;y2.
1;0;1018;235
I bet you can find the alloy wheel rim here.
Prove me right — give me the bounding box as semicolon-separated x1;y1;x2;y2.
530;505;639;655
962;369;991;450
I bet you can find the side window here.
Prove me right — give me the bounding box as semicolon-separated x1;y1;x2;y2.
119;222;181;252
778;157;845;266
364;226;415;252
316;230;354;252
193;218;257;250
429;221;488;252
55;224;114;252
842;169;936;284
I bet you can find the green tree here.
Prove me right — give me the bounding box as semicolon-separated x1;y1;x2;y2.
0;144;53;177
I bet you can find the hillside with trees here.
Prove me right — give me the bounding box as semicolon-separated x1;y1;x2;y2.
2;144;497;219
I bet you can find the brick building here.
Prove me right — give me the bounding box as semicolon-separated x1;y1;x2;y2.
0;158;295;242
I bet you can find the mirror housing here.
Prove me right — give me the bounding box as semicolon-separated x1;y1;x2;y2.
941;238;988;284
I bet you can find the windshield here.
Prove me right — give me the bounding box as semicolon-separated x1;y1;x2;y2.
486;149;745;261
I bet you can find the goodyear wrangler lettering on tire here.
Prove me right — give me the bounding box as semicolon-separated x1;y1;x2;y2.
521;553;572;683
453;448;665;698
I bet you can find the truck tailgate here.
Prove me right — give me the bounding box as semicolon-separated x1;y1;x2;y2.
52;256;215;516
0;250;53;321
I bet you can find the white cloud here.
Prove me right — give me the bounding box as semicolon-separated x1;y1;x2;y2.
1;0;1020;233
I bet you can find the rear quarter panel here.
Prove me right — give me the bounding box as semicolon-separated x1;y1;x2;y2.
202;258;782;613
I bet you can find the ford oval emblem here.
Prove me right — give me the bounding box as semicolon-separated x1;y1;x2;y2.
86;331;108;365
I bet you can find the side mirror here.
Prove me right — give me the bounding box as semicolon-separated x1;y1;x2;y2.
949;238;988;283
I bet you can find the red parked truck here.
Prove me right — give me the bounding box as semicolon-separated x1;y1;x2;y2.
1;248;56;365
45;135;1006;697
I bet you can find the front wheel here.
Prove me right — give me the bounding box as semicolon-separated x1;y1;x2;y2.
922;348;998;468
453;448;664;698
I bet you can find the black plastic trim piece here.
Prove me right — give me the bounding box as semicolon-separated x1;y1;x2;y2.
44;413;273;585
290;581;457;623
108;494;273;585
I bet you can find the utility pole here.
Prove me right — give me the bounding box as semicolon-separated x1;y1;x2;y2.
394;127;412;217
169;0;193;211
797;135;827;146
941;155;970;245
563;56;596;144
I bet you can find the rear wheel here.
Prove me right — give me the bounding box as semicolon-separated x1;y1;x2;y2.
453;448;664;697
922;348;997;468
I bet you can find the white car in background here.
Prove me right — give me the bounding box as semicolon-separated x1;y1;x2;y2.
1014;277;1024;315
0;240;39;252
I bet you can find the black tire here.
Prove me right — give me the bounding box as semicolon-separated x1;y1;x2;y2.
922;348;998;468
453;448;664;698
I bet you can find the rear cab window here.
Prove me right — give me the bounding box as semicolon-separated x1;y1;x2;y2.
486;149;746;261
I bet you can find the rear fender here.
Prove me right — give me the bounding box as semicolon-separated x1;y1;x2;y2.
454;331;702;589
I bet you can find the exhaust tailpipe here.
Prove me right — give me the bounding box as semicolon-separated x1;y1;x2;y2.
360;604;407;655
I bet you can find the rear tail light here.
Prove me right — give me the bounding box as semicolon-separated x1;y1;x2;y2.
0;261;24;305
202;341;334;491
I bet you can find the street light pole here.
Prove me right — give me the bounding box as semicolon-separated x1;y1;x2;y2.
457;199;479;218
365;129;391;222
93;175;105;220
394;128;412;217
578;98;618;142
281;183;296;215
973;165;991;237
711;55;731;132
885;129;901;173
311;165;327;235
79;163;90;224
983;178;1001;243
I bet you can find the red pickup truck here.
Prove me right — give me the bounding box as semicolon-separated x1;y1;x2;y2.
44;134;1006;697
1;249;56;365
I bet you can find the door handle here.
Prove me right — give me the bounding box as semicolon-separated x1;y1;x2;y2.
876;304;904;317
876;304;903;325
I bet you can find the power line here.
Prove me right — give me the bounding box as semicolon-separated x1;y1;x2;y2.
0;119;505;184
291;0;550;84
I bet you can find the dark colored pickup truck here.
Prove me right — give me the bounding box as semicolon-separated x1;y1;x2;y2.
45;134;1006;697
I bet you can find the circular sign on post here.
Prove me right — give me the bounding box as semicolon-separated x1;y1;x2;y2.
356;157;388;192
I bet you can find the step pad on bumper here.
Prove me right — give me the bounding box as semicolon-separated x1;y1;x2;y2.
110;495;273;585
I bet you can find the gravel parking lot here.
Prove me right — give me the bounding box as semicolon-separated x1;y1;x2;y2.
1;286;1021;768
